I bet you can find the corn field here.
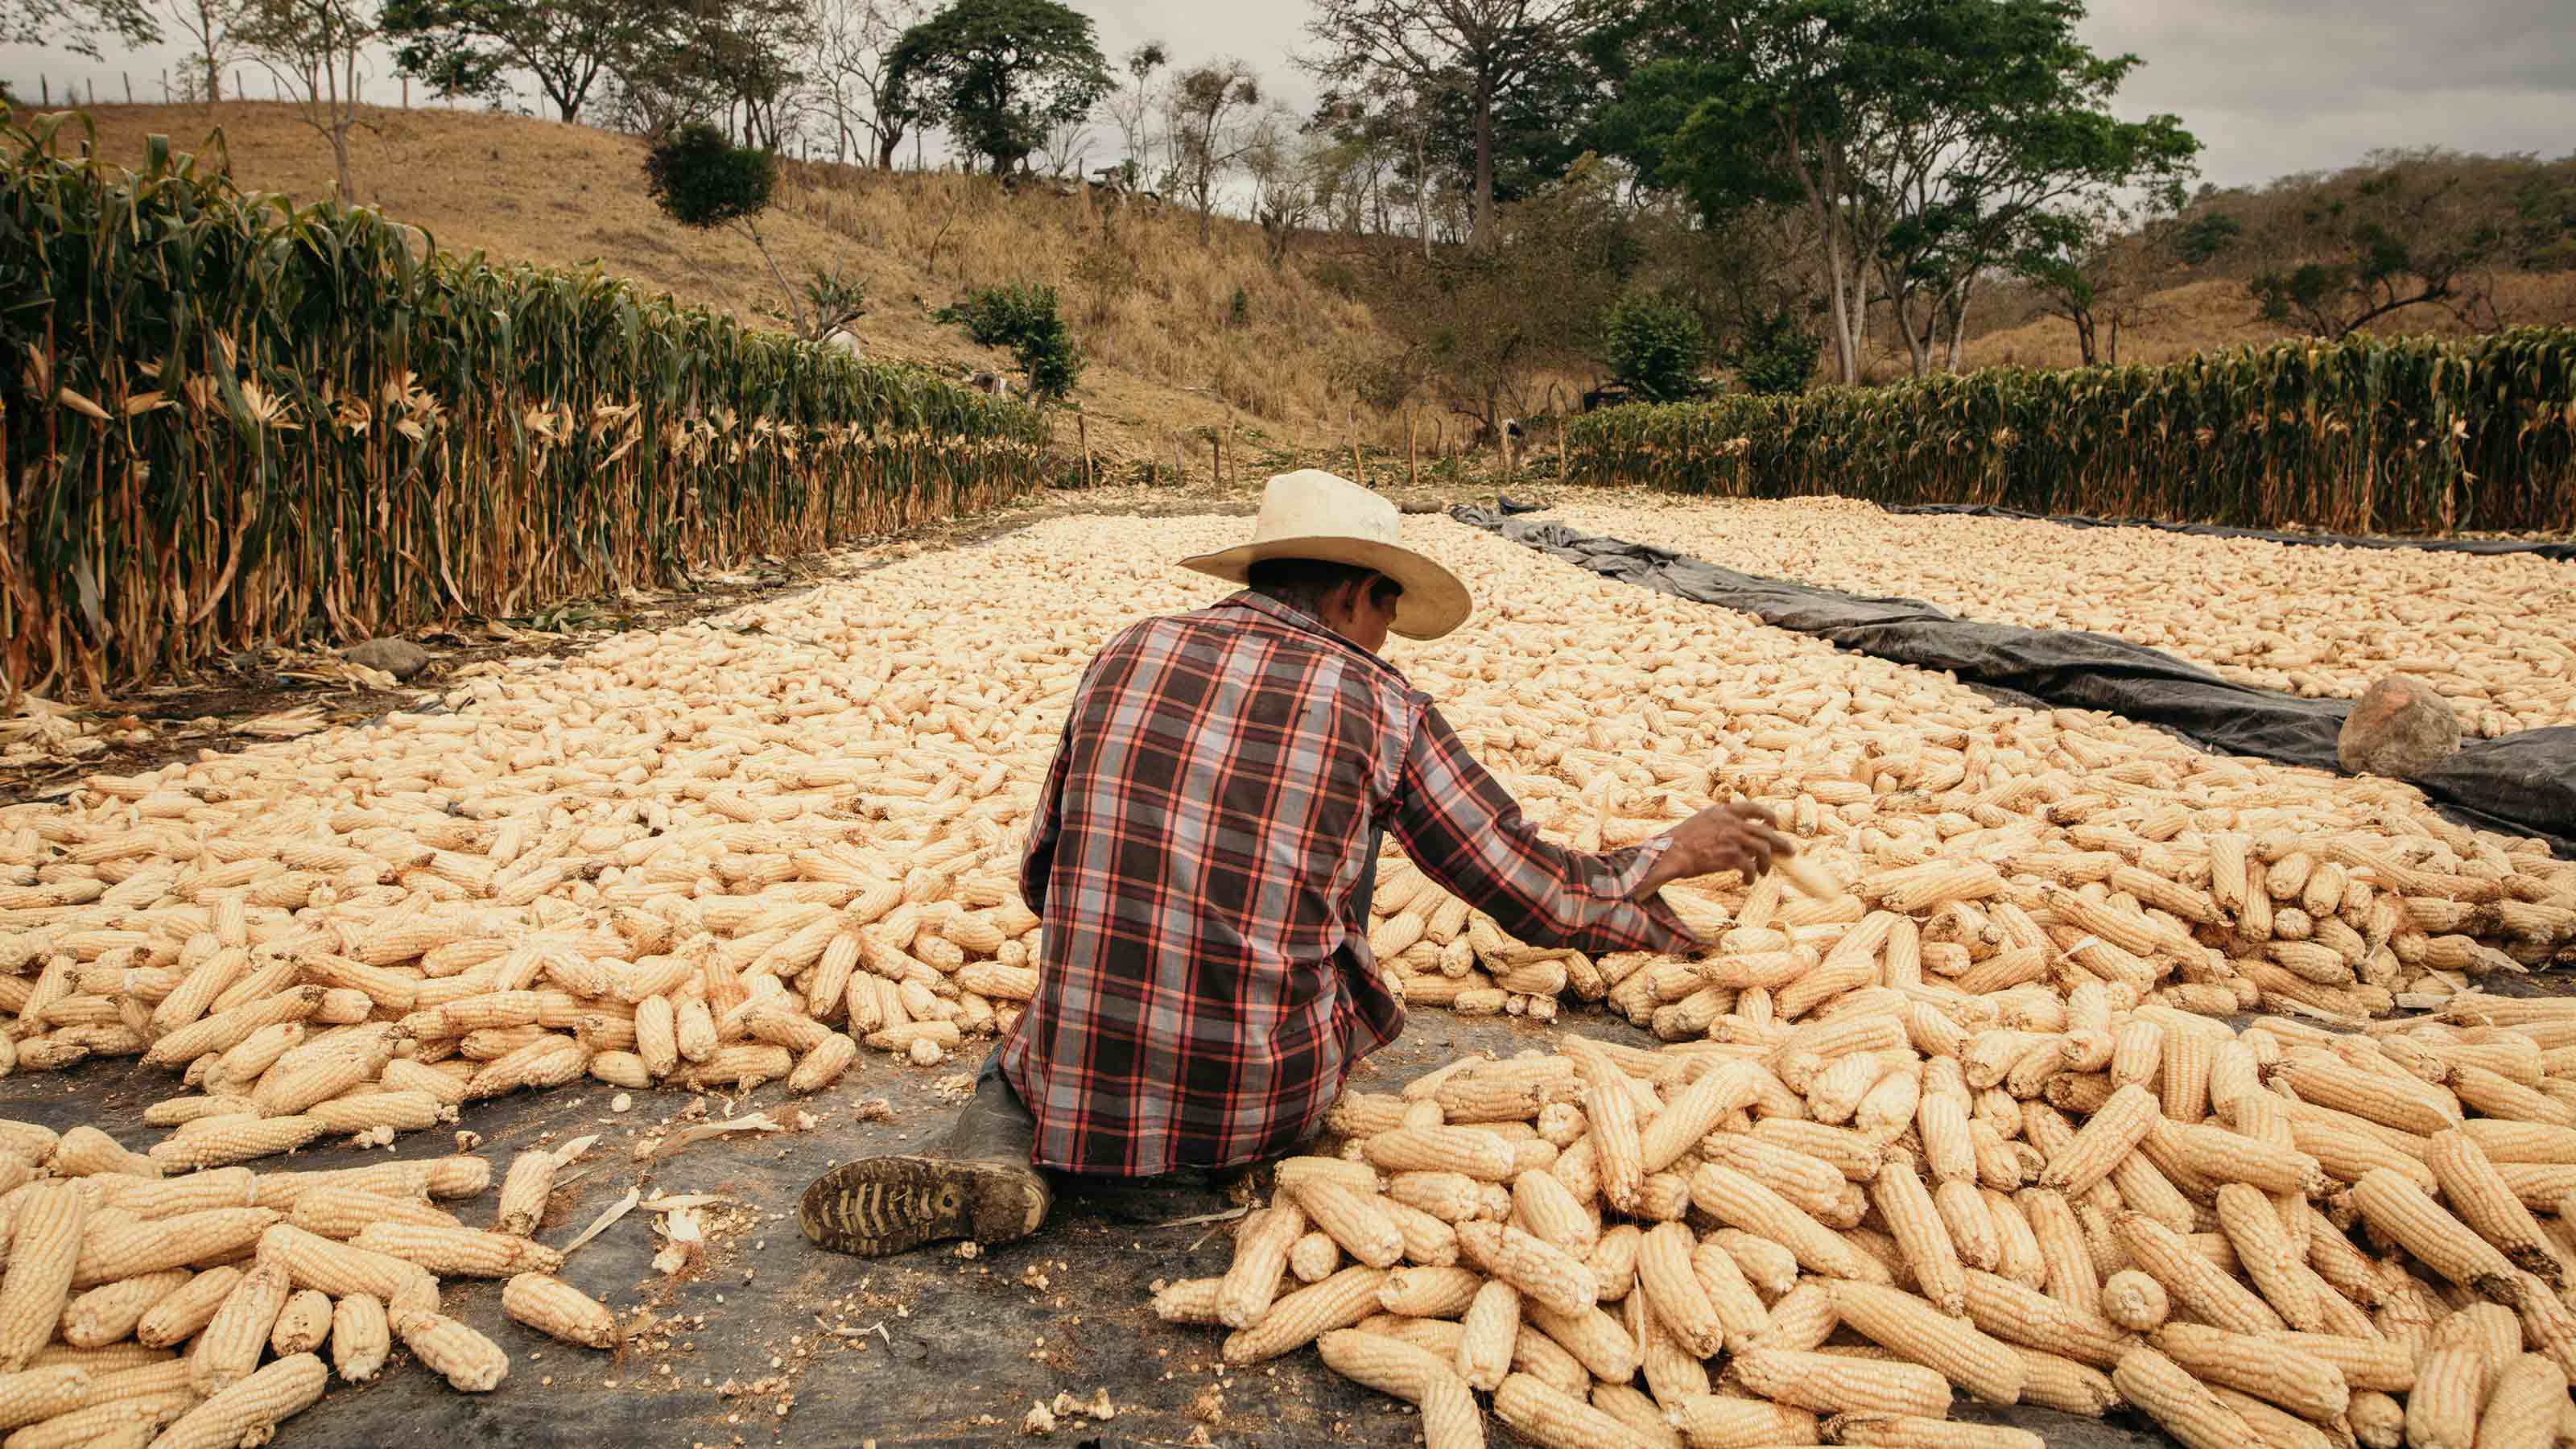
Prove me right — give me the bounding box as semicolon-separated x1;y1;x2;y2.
1567;331;2576;537
0;113;1049;699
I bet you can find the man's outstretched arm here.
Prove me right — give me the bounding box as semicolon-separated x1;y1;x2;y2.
1387;704;1792;953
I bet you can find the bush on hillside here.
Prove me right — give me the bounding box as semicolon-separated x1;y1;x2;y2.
643;124;776;230
937;282;1084;401
1732;311;1820;395
1604;294;1707;402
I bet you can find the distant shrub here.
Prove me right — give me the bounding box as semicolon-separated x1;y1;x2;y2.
1604;294;1707;402
937;282;1084;402
1228;286;1250;328
1732;311;1819;395
642;124;775;230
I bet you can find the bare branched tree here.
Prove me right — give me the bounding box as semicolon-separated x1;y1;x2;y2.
1243;106;1322;267
1302;0;1620;250
238;0;380;200
1168;58;1261;244
805;0;923;167
1097;40;1166;188
164;0;252;103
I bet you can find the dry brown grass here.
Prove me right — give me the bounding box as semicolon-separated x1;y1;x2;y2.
59;101;1419;473
1959;273;2576;372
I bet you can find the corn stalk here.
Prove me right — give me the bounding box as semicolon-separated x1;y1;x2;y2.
0;112;1049;700
1567;331;2576;539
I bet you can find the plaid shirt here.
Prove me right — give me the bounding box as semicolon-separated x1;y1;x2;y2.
1000;590;1698;1177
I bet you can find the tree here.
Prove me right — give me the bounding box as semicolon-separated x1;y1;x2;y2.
804;0;927;167
886;0;1112;176
1311;77;1451;254
2013;198;2174;365
1168;59;1261;242
1375;155;1637;435
2246;151;2523;339
1593;0;2190;385
1604;293;1707;400
237;0;380;201
382;0;667;122
602;0;809;146
936;283;1082;399
1099;41;1167;185
644;122;816;336
163;0;252;102
1244;106;1324;267
1415;42;1601;208
1305;0;1623;250
7;0;157;60
1860;5;2197;375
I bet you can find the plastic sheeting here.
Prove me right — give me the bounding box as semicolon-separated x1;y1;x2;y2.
1888;502;2576;562
1453;506;2576;853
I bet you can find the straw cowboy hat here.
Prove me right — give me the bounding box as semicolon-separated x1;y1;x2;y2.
1179;471;1472;641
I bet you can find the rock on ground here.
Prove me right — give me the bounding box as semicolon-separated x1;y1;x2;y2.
342;638;433;680
2338;673;2462;777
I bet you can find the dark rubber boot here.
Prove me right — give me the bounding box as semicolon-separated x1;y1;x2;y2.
799;1053;1051;1257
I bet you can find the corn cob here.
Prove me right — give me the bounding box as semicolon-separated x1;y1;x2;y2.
349;1222;561;1278
330;1293;390;1381
0;1185;86;1371
190;1260;287;1393
390;1307;510;1391
501;1273;617;1348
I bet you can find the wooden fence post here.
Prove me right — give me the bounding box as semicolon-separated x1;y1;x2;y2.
1408;412;1418;489
1558;419;1567;480
1077;409;1092;489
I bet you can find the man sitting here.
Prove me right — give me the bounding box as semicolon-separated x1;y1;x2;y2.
799;471;1789;1256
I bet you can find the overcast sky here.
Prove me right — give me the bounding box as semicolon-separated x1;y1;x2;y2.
6;0;2570;190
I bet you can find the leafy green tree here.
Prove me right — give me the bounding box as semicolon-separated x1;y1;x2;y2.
603;0;810;146
1414;44;1601;208
886;0;1112;175
2013;199;2177;365
1592;0;2193;382
645;122;832;338
646;122;776;227
1730;310;1818;394
382;0;667;122
2173;211;2241;266
1604;294;1706;401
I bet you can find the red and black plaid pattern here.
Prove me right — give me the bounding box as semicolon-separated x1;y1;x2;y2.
1000;590;1697;1177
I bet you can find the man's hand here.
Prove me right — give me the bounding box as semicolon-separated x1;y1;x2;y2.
1633;799;1795;898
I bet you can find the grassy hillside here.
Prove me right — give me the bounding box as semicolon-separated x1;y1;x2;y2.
58;101;1402;475
37;103;2576;450
1959;273;2576;373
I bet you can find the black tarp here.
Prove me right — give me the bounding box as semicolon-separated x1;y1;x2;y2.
1454;507;2576;854
1887;502;2576;562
